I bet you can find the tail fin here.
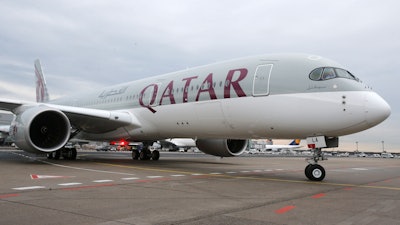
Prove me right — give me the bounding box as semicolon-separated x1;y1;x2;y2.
289;139;301;145
34;59;50;103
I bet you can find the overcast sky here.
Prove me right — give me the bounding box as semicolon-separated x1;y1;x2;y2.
0;0;399;152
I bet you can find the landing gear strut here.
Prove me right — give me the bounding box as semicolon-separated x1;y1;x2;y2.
305;148;326;181
131;142;160;161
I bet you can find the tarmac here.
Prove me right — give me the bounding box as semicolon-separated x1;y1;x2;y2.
1;148;400;225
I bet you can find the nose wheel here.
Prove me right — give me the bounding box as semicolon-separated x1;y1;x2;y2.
305;164;325;181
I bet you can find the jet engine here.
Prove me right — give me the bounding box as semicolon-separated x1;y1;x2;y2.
12;106;71;154
196;139;247;157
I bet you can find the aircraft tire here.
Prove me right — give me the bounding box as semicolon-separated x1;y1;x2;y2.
139;151;148;160
307;164;325;181
62;148;77;160
47;152;54;159
152;150;160;160
54;150;61;160
132;150;139;160
48;150;61;160
304;164;313;180
69;148;77;160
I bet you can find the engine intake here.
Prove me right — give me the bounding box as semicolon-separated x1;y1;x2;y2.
13;106;71;153
196;139;247;157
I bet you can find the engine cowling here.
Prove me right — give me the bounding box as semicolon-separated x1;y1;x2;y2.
196;139;248;157
12;106;71;154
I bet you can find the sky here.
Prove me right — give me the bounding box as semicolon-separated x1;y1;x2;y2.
0;0;399;152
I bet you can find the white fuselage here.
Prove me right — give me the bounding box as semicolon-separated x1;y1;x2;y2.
49;54;390;142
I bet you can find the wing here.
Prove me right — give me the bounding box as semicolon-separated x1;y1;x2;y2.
0;98;31;112
48;103;141;133
0;98;141;133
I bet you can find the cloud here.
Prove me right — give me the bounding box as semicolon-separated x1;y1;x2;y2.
0;81;35;101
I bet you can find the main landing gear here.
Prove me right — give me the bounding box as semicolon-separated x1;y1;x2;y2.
131;142;160;161
304;148;326;181
47;147;77;160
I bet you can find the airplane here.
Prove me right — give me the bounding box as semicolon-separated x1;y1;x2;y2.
264;139;301;151
0;125;10;144
158;138;197;151
249;139;300;153
0;53;391;181
0;125;10;133
0;112;14;145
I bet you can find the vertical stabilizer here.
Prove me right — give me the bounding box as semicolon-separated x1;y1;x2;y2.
289;139;301;145
34;59;50;102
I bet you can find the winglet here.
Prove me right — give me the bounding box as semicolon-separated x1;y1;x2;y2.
34;59;50;103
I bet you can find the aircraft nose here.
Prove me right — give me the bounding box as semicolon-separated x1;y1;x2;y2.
365;92;391;127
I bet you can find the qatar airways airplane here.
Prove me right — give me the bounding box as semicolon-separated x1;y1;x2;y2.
0;54;390;181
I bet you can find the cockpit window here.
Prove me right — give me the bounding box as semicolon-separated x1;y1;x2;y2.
335;68;359;81
309;67;360;82
321;68;336;80
309;68;323;80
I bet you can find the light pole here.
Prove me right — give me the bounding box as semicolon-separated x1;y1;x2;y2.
381;141;385;153
355;141;359;152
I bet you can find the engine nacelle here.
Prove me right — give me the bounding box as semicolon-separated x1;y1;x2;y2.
196;139;248;157
12;106;71;154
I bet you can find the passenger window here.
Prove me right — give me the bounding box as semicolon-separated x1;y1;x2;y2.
322;68;336;80
310;68;323;80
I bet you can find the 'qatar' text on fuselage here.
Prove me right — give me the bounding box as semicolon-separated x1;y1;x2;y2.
139;68;248;113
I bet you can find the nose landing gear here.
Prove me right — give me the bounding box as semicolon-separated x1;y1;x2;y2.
304;136;338;181
305;147;327;181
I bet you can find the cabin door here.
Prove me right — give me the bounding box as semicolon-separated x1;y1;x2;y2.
252;64;273;96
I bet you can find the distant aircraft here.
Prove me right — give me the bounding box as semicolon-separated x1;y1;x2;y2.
0;125;10;144
158;138;196;151
0;54;391;181
0;112;14;145
0;125;10;133
265;139;301;151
